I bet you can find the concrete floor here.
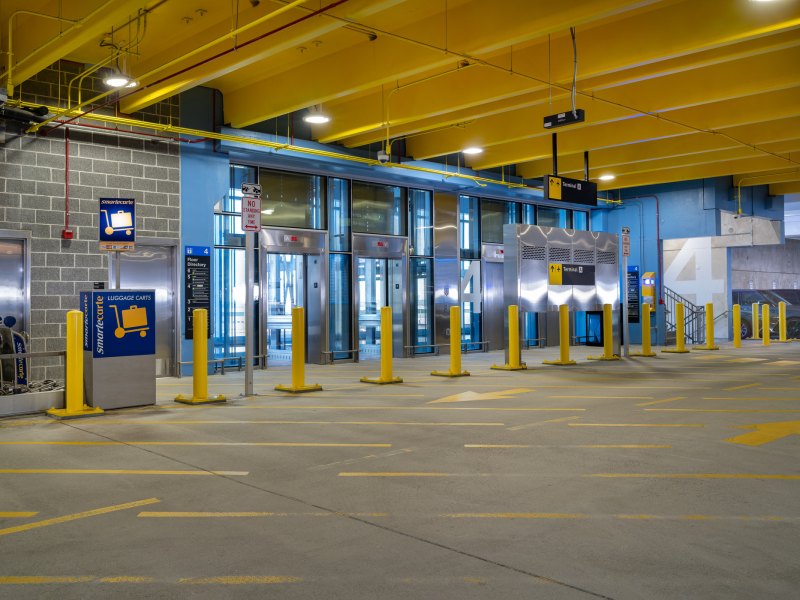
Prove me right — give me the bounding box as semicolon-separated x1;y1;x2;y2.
1;341;799;599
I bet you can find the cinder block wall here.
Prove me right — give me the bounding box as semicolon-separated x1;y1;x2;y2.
0;61;180;381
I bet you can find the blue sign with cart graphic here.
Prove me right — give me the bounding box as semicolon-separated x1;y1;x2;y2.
80;290;155;358
99;198;136;243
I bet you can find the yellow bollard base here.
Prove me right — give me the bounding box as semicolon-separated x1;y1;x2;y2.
631;352;658;358
542;359;577;366
692;345;719;351
491;364;528;371
274;384;322;393
431;370;470;377
586;355;620;361
175;394;227;405
360;376;403;385
662;348;690;354
46;405;104;420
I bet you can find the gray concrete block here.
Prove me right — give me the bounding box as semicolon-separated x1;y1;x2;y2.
7;207;36;223
23;195;51;210
61;267;89;281
144;166;169;180
75;254;103;268
137;204;157;217
70;185;95;200
36;181;66;197
157;154;180;169
132;151;157;165
36;153;65;168
31;253;46;267
46;253;75;267
107;175;133;189
106;147;133;162
167;168;180;182
31;281;46;296
4;149;37;166
88;268;108;281
0;192;21;208
144;217;169;232
78;143;106;159
132;177;157;192
80;171;107;187
35;210;65;225
21;165;52;181
61;239;89;254
68;157;94;172
144;191;169;205
45;281;74;295
92;160;119;175
119;137;144;151
0;164;23;180
157;206;179;220
119;162;144;177
46;337;67;352
67;212;93;227
30;323;60;339
32;266;61;280
157;180;180;194
92;133;119;147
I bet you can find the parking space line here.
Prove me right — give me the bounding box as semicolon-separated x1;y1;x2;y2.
0;498;159;538
569;423;704;427
67;420;506;427
0;512;38;518
0;469;249;476
645;409;800;413
179;576;301;584
237;406;586;412
636;396;686;407
0;577;96;584
138;511;386;518
0;442;392;448
589;473;800;480
507;416;582;431
723;383;762;391
464;444;671;449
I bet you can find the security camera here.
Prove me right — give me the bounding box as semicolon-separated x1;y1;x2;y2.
377;151;390;164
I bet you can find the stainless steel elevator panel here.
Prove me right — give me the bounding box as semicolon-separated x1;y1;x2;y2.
0;236;28;336
595;232;620;309
259;228;328;365
352;234;408;359
572;232;597;312
434;193;458;353
111;241;177;377
515;225;548;313
546;227;574;311
482;244;504;352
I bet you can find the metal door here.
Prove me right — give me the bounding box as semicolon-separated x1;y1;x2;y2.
111;241;178;377
259;228;327;365
352;234;408;359
482;243;504;352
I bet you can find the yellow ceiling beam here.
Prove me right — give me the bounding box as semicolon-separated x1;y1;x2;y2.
223;0;661;127
120;0;405;113
734;170;800;187
320;1;800;145
5;0;150;96
599;156;794;191
769;181;800;195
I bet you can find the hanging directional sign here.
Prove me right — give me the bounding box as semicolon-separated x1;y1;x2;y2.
241;182;262;232
546;175;598;207
549;263;595;286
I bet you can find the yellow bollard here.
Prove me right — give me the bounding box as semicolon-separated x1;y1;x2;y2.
588;304;619;361
275;306;322;393
732;304;742;349
176;308;227;404
694;302;719;350
361;306;403;384
777;302;789;343
47;311;104;419
432;305;470;377
762;304;771;347
632;304;657;357
543;304;576;366
492;305;528;370
663;302;690;354
752;303;760;340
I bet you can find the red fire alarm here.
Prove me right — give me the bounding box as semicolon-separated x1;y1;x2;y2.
61;228;74;240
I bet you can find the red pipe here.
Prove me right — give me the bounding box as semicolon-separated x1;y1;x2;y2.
62;127;71;238
47;0;352;133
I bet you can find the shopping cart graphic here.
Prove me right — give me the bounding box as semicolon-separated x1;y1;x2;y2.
102;209;133;236
110;304;149;339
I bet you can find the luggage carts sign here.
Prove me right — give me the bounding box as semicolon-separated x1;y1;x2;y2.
80;290;156;358
99;198;135;251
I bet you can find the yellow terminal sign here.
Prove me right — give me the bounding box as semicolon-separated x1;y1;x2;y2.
549;263;563;285
548;176;562;200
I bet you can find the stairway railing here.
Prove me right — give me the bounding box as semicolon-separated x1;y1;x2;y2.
663;286;705;344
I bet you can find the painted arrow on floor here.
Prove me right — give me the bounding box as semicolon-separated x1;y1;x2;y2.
428;389;534;404
725;420;800;446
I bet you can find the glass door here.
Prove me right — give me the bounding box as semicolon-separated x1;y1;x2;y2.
357;257;387;359
265;253;305;363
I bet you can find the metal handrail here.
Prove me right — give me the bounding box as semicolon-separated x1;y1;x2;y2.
522;337;545;349
461;340;489;353
404;344;441;356
664;286;705;344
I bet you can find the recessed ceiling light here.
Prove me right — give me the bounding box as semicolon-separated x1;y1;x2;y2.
104;73;132;88
598;174;616;181
462;147;483;155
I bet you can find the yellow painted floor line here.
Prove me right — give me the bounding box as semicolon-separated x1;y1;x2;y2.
445;512;586;519
723;383;762;391
138;511;386;518
645;409;800;413
589;473;800;480
763;387;800;391
339;472;451;477
766;360;800;366
464;444;672;449
98;577;155;583
70;420;506;427
548;395;654;400
636;396;686;407
569;423;704;428
0;469;249;476
0;498;159;538
0;577;96;584
179;576;301;585
443;513;794;522
0;441;391;448
0;512;38;518
726;358;768;363
506;416;582;431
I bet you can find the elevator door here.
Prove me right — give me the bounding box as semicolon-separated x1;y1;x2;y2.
356;257;404;359
113;244;177;377
265;253;305;363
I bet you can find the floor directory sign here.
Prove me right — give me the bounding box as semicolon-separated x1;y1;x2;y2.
185;246;211;340
80;290;155;358
627;266;641;324
99;198;135;251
